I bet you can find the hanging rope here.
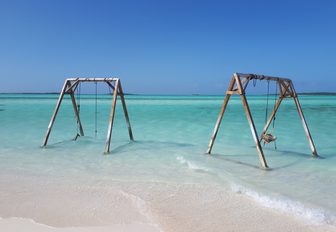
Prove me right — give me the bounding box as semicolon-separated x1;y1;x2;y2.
262;80;277;147
77;82;81;116
264;80;270;124
272;82;278;149
95;82;98;137
253;78;257;87
272;81;278;130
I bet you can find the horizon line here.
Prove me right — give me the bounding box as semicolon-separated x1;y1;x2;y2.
0;92;336;96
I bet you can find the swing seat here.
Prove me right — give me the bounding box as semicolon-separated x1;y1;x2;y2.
262;133;277;144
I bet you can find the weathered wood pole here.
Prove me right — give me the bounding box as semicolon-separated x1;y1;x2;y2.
104;79;120;153
290;82;318;157
207;76;236;154
67;82;84;136
42;80;68;147
118;81;134;141
235;74;268;168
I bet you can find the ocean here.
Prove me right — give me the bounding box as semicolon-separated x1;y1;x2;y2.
0;93;335;226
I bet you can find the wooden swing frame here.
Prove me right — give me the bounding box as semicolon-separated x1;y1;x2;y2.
42;78;134;153
207;73;318;168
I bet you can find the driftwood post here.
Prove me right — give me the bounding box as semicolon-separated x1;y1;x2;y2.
42;80;68;147
67;82;84;136
207;72;318;168
235;74;268;168
118;80;134;141
105;79;120;153
42;78;133;153
207;77;236;154
290;83;318;157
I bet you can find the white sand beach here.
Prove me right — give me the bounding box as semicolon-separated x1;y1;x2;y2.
0;173;335;232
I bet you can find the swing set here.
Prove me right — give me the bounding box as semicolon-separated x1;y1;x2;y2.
41;78;134;153
207;73;318;168
42;73;318;169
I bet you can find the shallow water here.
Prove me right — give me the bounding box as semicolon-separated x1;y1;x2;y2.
0;93;335;225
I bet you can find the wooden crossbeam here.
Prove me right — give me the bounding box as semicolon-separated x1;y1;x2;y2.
207;72;318;169
236;73;291;82
67;78;119;82
42;77;133;153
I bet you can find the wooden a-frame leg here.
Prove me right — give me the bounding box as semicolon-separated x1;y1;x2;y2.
68;82;84;136
241;94;269;168
290;83;318;157
104;79;120;153
207;94;231;154
42;80;68;147
118;81;134;141
235;75;268;168
207;77;236;154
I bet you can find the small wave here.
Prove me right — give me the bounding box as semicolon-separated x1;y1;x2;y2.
0;217;56;229
231;183;336;226
176;156;209;172
0;216;163;231
119;191;164;232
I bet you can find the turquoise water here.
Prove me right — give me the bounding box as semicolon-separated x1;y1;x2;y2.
0;94;335;225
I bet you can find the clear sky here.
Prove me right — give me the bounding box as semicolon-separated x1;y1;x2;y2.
0;0;335;94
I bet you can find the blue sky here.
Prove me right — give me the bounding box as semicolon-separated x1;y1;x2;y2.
0;0;335;94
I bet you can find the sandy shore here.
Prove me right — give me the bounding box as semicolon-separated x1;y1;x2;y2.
0;173;335;232
0;218;160;232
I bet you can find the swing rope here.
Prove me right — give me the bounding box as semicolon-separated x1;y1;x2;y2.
253;78;257;87
264;80;270;124
77;82;81;115
272;81;278;130
262;80;277;148
272;81;278;149
95;82;98;137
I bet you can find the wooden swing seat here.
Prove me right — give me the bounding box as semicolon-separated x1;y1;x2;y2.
261;133;277;144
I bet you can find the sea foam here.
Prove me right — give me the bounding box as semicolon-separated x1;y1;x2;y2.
176;156;209;172
231;183;336;226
